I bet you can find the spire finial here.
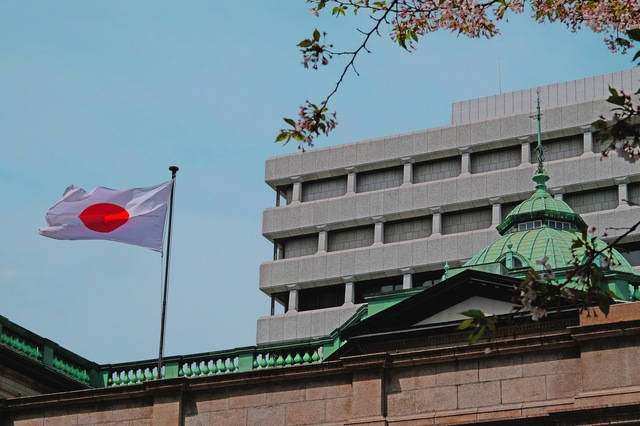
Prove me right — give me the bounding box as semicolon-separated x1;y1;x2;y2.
535;89;544;175
530;89;549;192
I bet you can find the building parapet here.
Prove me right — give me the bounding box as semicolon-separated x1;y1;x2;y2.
0;314;339;390
264;99;613;187
451;68;640;125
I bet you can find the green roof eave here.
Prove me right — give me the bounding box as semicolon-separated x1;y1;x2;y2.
496;209;588;234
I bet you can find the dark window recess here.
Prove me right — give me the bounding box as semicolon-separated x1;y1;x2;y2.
532;134;584;161
355;276;403;304
502;201;522;219
616;242;640;267
564;187;618;214
628;183;640;206
301;176;347;202
356;166;403;193
413;157;462;183
470;146;521;174
282;234;318;259
592;132;609;154
413;270;444;288
327;225;375;252
298;284;345;311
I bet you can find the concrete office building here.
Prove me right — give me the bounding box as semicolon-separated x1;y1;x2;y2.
257;68;640;344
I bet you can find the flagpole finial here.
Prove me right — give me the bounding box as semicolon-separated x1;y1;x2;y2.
169;166;179;179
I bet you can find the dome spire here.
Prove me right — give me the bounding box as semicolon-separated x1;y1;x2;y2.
535;89;544;175
532;89;549;191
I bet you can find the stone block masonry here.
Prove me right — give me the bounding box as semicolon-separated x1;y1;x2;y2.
5;304;640;425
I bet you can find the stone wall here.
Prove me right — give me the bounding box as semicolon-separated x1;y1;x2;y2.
0;366;56;398
4;304;640;426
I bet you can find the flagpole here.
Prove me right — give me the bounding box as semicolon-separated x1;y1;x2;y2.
158;165;179;377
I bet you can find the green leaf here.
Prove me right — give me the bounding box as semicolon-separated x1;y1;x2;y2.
283;118;296;127
598;296;610;317
633;49;640;62
298;39;313;48
458;318;474;330
606;87;626;106
275;132;289;143
627;28;640;42
313;29;321;42
460;309;486;319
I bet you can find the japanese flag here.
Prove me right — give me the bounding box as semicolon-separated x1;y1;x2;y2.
39;181;173;252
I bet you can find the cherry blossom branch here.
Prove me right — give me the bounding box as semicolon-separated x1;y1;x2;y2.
277;1;640;150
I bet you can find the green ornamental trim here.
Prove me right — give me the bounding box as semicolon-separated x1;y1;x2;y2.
0;332;42;360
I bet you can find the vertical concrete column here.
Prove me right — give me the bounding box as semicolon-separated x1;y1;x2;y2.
431;209;442;235
372;216;385;247
460;148;471;174
291;177;303;203
346;166;358;194
519;136;532;164
400;268;414;290
287;284;300;313
551;187;564;201
343;277;355;306
490;198;502;226
401;157;414;186
316;225;329;253
616;178;630;207
581;125;594;154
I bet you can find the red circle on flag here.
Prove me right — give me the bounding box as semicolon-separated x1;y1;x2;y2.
79;203;129;233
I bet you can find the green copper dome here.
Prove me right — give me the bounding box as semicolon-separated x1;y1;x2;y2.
496;173;587;235
465;172;635;275
464;227;636;274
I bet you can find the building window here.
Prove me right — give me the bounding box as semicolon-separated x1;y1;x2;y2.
533;134;584;161
442;207;492;235
354;276;403;304
470;146;521;174
413;270;444;288
328;226;375;252
356;166;403;193
301;176;348;202
298;285;345;311
281;234;318;259
384;217;432;244
547;220;574;231
413;157;461;183
616;242;640;267
564;187;618;214
518;220;542;231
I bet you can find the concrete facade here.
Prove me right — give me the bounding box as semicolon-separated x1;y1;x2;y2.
257;69;640;345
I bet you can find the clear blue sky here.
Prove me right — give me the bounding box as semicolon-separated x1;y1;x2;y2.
0;1;635;364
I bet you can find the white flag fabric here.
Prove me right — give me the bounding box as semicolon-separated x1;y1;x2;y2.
39;181;173;251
